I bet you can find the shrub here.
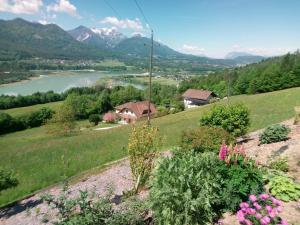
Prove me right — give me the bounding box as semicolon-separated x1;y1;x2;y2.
21;107;54;128
128;124;161;192
0;168;18;192
155;106;169;117
237;194;287;225
200;104;250;137
259;124;290;144
88;114;101;126
0;112;14;134
180;126;235;154
268;156;289;172
219;144;264;211
150;152;226;225
268;174;300;202
41;187;149;225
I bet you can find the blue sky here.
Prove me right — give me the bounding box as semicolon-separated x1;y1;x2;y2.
0;0;299;58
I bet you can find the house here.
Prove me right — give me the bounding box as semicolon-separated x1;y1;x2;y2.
182;89;217;109
115;101;157;124
103;112;118;123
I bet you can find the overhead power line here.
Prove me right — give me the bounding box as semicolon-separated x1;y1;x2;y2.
133;0;151;30
103;0;122;18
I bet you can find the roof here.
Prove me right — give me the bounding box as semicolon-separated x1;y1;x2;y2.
103;112;117;121
115;101;157;119
182;89;214;100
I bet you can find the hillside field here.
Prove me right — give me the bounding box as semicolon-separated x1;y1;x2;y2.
0;87;300;207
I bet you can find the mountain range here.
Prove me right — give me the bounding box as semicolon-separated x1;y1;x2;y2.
0;18;265;67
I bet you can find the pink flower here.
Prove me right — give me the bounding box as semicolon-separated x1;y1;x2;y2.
255;213;263;219
240;202;249;209
253;202;262;210
280;219;288;225
249;195;257;202
219;143;227;160
266;205;273;213
260;216;271;225
276;206;283;213
237;210;245;222
246;208;256;215
244;219;253;225
259;194;269;201
268;210;276;218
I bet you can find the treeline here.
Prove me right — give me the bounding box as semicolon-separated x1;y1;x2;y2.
179;52;300;97
0;71;35;85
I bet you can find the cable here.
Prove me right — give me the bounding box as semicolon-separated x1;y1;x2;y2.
133;0;152;30
103;0;122;18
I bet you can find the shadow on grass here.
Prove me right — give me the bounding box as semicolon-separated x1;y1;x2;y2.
0;199;42;218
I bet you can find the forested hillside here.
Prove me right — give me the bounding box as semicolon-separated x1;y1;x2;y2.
179;51;300;97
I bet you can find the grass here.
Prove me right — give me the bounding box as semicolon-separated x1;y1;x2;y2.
123;76;179;86
1;101;62;117
1;87;300;207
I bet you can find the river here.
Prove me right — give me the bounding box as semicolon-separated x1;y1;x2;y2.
0;70;144;95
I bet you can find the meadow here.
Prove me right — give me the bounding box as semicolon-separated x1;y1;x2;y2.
0;87;300;207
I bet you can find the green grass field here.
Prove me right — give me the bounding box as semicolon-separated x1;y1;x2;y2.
1;87;300;207
124;76;179;86
1;101;62;117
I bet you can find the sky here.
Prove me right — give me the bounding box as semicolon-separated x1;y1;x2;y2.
0;0;299;58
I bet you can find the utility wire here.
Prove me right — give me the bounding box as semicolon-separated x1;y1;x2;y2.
133;0;152;30
103;0;122;18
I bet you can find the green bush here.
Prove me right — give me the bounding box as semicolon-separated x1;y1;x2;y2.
221;159;264;211
0;168;18;192
0;112;14;134
200;104;250;137
180;126;235;154
268;174;300;202
259;124;290;144
88;114;101;125
42;187;149;225
269;156;289;172
150;152;226;225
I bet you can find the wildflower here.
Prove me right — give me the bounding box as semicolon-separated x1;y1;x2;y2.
240;202;249;209
246;208;256;215
253;202;262;210
260;216;270;225
255;213;262;219
237;210;245;223
268;210;276;218
280;219;288;225
244;219;253;225
259;194;269;201
266;205;272;213
249;195;257;202
219;143;227;161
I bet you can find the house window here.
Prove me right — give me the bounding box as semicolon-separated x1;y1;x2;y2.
126;109;129;113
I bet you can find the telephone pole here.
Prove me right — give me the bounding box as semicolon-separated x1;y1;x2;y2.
147;29;154;126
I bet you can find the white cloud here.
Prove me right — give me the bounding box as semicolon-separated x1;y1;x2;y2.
180;44;205;55
100;16;143;31
37;19;48;25
47;0;78;17
231;44;293;57
0;0;43;14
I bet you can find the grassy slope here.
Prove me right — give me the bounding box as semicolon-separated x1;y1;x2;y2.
1;101;62;117
1;87;300;206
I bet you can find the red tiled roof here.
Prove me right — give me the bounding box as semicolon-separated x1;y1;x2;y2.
182;89;214;100
115;101;157;119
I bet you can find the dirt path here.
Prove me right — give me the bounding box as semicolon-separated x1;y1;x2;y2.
1;119;300;225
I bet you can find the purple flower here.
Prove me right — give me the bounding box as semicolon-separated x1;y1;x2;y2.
249;194;257;202
276;206;283;213
253;202;262;210
260;216;271;225
237;210;245;222
268;210;276;218
259;194;269;201
244;219;253;225
271;197;282;206
280;219;288;225
240;202;249;209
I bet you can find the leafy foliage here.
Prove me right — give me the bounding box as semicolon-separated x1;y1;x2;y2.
0;168;18;192
150;152;226;225
41;186;149;225
268;174;300;202
180;126;235;154
127;124;161;192
219;144;264;212
268;157;289;172
259;124;290;144
88;114;101;126
237;194;287;225
200;104;250;137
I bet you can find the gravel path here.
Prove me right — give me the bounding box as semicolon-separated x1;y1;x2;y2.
1;119;299;225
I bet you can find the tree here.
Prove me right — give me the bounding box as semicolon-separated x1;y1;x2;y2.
88;114;101;126
127;124;161;193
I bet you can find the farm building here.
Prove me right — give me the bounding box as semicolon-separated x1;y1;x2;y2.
115;101;157;124
182;88;217;108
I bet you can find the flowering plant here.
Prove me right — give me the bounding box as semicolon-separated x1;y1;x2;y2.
237;194;288;225
219;143;248;165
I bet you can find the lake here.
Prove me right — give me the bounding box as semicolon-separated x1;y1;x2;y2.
0;71;144;95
